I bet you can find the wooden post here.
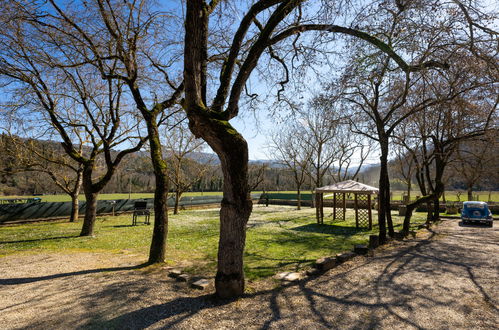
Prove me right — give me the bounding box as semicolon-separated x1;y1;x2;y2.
368;194;372;230
343;193;346;221
320;193;324;224
333;193;337;221
354;193;359;228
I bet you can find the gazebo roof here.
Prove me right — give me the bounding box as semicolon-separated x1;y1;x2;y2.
315;180;379;194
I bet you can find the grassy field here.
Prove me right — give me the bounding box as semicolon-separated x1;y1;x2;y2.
390;191;499;202
2;190;497;203
0;191;227;203
0;205;426;281
265;190;499;203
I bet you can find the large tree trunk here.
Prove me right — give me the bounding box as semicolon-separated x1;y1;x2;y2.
174;190;181;215
146;119;169;264
80;165;98;236
69;194;79;223
378;138;394;243
431;158;446;222
188;113;252;299
406;177;411;200
467;187;473;201
402;193;436;235
297;187;301;210
80;191;98;236
69;169;83;223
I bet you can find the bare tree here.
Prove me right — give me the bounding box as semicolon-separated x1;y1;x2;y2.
325;0;499;242
0;6;146;236
396;53;498;234
451;133;498;201
181;0;496;297
0;0;187;263
328;124;373;184
162;116;209;215
0;134;83;222
391;140;417;200
267;124;311;210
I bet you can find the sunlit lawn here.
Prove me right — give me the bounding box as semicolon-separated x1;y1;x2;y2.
2;190;497;203
0;192;227;202
0;205;427;281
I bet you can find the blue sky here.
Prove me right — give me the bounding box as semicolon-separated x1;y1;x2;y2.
232;116;271;161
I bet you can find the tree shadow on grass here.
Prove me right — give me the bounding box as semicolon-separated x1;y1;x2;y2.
291;223;369;236
0;235;79;245
0;262;150;285
244;251;315;278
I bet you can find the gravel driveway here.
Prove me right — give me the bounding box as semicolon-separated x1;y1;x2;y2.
1;219;497;329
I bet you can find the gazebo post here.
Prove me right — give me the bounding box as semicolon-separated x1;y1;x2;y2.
368;194;373;230
342;192;346;221
333;193;337;221
354;193;359;228
320;193;324;224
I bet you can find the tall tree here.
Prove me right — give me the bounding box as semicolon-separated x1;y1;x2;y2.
267;124;312;210
451;133;498;201
0;134;83;222
391;140;417;200
0;3;146;236
1;0;186;262
181;0;486;297
396;52;498;235
162;115;209;215
324;0;497;242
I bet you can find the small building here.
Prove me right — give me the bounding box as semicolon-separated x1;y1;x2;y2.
315;180;379;229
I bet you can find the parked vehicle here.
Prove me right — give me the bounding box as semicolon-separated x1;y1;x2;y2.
461;201;493;227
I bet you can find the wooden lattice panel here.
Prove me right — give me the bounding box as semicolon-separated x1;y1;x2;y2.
333;193;345;222
357;194;370;228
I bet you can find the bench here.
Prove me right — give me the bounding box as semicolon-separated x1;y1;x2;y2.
132;201;151;225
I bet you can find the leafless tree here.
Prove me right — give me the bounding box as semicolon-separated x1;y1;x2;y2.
391;139;417;200
267;124;312;210
395;53;498;234
450;133;499;201
325;0;498;242
182;0;497;297
0;4;146;235
0;0;187;262
162;115;209;215
0;134;83;221
327;124;373;184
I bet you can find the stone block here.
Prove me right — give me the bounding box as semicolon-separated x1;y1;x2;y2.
275;272;303;282
306;268;322;276
191;279;210;290
369;235;379;249
354;244;369;255
168;269;182;278
314;257;337;271
176;274;189;282
336;251;356;263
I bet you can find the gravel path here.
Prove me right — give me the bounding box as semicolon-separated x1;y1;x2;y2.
1;220;497;329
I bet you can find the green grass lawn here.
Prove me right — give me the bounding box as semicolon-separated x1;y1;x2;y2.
2;190;497;203
0;205;427;281
390;190;499;202
264;190;499;202
0;191;227;202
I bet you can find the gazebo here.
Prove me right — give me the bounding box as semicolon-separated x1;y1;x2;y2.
315;180;379;229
